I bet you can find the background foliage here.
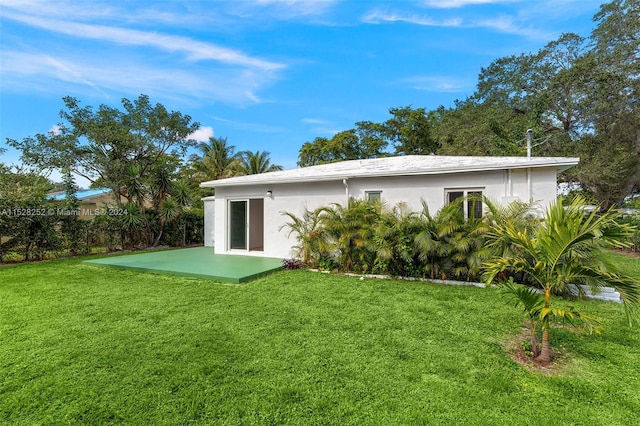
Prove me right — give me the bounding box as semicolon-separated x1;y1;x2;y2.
297;0;639;208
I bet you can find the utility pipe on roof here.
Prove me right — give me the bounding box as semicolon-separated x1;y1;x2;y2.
343;178;349;206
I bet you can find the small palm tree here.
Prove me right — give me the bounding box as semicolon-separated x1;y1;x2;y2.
483;197;538;259
236;150;283;175
320;199;382;273
372;202;424;276
414;198;490;281
500;279;597;360
151;177;194;247
118;202;145;249
484;197;639;364
279;207;326;265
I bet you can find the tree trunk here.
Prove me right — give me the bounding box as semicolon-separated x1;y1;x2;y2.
529;323;540;358
153;227;164;247
611;126;640;208
536;288;552;364
537;328;551;364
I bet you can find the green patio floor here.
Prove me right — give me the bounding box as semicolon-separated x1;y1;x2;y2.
83;247;283;283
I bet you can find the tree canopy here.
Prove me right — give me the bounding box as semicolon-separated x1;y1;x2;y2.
187;136;240;182
237;150;283;175
7;94;199;204
297;106;437;167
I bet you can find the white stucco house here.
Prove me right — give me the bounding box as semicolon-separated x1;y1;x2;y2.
200;155;579;259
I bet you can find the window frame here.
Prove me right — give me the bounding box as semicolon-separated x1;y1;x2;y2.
444;188;484;219
365;191;382;203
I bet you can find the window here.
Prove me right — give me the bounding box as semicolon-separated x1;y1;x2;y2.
445;189;483;219
366;191;382;203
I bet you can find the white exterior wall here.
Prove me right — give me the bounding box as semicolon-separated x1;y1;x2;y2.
509;168;558;216
213;181;345;258
211;167;561;259
347;170;506;212
203;197;215;247
530;168;558;207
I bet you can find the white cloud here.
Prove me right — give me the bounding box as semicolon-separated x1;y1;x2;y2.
3;12;285;72
299;118;340;135
402;76;469;92
424;0;515;8
0;0;229;29
362;8;549;40
301;118;329;124
362;10;462;27
235;0;340;20
48;124;61;135
0;50;276;105
188;126;214;142
253;0;337;13
472;16;550;39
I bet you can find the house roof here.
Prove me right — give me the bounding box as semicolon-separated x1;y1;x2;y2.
200;155;580;188
47;187;113;201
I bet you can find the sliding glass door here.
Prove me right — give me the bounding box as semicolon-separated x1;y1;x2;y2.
229;200;247;250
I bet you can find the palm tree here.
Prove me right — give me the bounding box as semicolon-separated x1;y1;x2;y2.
118;202;145;249
279;206;326;265
484;197;639;364
414;197;490;281
319;199;380;273
482;197;538;280
188;137;240;181
150;179;194;247
236;150;283;175
372;202;425;276
123;164;147;210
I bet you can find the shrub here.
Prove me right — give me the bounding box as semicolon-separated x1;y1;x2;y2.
620;214;640;251
281;196;511;280
282;258;304;270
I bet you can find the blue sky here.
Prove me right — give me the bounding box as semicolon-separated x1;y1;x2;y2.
1;0;603;185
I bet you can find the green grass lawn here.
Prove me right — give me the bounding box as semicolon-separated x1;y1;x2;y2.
602;250;640;278
1;255;640;425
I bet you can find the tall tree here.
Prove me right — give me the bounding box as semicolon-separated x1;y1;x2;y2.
471;0;640;206
188;136;240;181
476;32;589;141
236;150;283;175
570;111;639;209
7;95;199;206
297;106;438;167
384;106;440;155
298;127;387;167
433;100;533;156
576;0;640;207
7;95;200;248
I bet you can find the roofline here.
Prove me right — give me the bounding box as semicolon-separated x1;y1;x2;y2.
200;158;580;188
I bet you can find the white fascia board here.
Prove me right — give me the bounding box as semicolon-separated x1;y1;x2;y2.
199;157;580;188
